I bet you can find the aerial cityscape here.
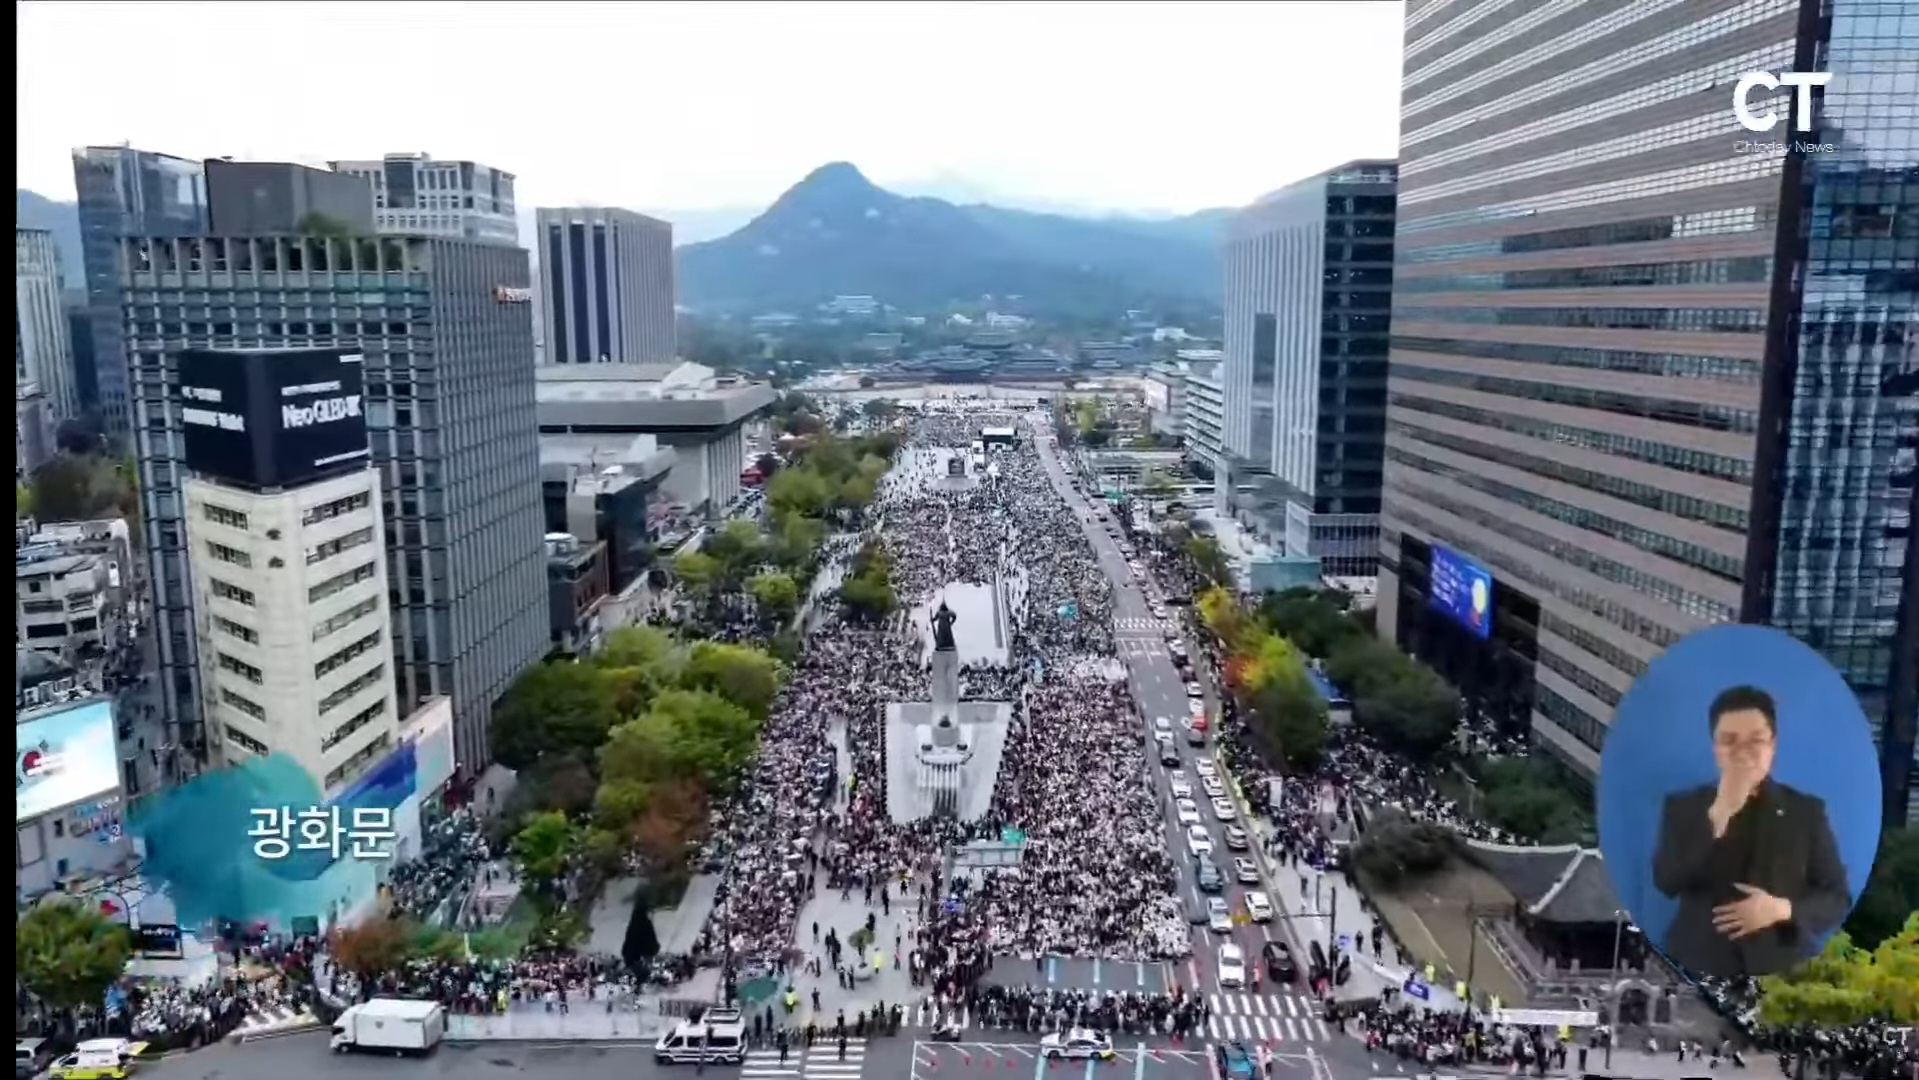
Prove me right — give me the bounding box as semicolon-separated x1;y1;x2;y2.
12;3;1916;1080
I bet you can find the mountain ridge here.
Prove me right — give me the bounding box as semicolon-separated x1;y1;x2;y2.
675;162;1223;315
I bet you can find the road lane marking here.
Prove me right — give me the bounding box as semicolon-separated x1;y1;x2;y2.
1092;958;1102;986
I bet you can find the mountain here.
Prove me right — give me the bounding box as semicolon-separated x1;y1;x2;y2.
675;163;1224;316
16;190;84;289
516;204;758;252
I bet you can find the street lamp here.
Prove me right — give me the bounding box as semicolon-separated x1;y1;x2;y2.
1604;910;1628;1069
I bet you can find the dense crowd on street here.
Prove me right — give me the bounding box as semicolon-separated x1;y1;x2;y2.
694;411;1192;995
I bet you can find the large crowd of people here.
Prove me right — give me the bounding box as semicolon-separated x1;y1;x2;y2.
693;411;1192;996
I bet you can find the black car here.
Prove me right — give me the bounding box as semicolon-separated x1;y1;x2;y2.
1263;940;1298;983
1160;748;1181;767
1194;857;1225;894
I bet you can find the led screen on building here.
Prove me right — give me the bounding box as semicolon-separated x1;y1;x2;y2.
1428;544;1494;640
16;698;121;821
178;348;371;490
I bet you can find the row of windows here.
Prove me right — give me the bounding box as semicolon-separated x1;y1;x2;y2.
1398;206;1777;264
1395;256;1771;294
127;287;430;306
1389;420;1751;535
309;527;376;566
1538;646;1625;708
310;562;378;605
1389;393;1755;483
206;540;251;568
225;724;270;756
320;665;386;716
1392;501;1687;653
1394;306;1766;333
203;504;248;530
1399;152;1782;236
212;614;258;645
221;687;267;721
1536;683;1609;754
128;235;426;275
304;492;372;526
217;651;264;685
1390;447;1746;584
326;732;394;791
133;320;415;339
322;700;388;754
1393;334;1761;383
1405;0;1671;100
1388;474;1734;625
1389;369;1760;433
1406;38;1798;172
210;578;255;607
1540;611;1651;682
316;630;384;681
315;596;381;642
1403;111;1731;207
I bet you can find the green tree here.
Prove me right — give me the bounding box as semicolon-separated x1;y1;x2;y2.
1352;667;1459;761
511;811;578;896
1844;826;1919;947
1186;534;1233;587
1758;917;1919;1025
704;518;765;588
598;624;685;684
747;569;802;626
490;661;622;770
1252;676;1330;772
28;454;123;522
1352;809;1460;890
16;482;30;519
672;549;721;598
840;570;897;623
16;900;133;1012
328;917;413;980
767;466;834;519
838;471;878;514
683;640;785;720
1259;588;1366;659
611;689;760;792
1474;758;1587;844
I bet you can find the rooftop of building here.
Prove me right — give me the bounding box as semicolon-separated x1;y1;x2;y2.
16;550;102;578
539;432;676;488
537;363;780;431
1464;840;1623;925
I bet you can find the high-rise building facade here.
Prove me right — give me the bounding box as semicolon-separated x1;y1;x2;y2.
72;146;209;443
1222;161;1397;576
16;227;79;421
537;207;677;364
329;153;518;246
1377;0;1916;821
123;233;549;769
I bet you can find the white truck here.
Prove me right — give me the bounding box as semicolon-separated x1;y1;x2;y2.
328;998;446;1056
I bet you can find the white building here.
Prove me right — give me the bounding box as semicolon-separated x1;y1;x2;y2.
185;468;400;793
1181;362;1226;483
16;548;117;655
16;380;56;480
329;152;518;245
535;206;676;365
1142;365;1187;440
16;228;78;421
826;295;879;317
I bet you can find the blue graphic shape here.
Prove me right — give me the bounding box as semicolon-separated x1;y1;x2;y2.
1427;544;1492;639
1596;624;1882;959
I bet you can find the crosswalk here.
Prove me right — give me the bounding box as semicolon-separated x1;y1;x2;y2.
1204;993;1334;1043
232;1002;318;1041
1115;616;1173;634
742;1037;866;1078
905;995;1335;1043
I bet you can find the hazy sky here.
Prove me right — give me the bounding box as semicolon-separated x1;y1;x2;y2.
17;1;1404;215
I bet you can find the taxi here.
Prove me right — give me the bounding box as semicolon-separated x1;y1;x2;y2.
1040;1029;1115;1061
49;1039;148;1080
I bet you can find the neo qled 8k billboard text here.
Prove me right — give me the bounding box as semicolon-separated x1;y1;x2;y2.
178;348;372;490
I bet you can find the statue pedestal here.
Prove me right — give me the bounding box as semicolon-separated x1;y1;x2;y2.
930;648;960;714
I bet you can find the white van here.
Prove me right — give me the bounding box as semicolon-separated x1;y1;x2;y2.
654;1008;746;1065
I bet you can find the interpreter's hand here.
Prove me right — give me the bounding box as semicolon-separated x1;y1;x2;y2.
1708;770;1761;838
1712;884;1791;941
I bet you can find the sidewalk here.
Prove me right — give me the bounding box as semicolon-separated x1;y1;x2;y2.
1369;1047;1786;1080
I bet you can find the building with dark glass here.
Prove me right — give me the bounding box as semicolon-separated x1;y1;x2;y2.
537;207;676;365
72;146;209;443
1377;0;1916;823
121;233;549;771
1220;161;1398;576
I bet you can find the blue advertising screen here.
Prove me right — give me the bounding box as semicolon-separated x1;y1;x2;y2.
17;698;121;820
1429;544;1494;639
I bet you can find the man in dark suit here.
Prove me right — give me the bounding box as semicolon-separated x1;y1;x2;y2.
1651;685;1851;977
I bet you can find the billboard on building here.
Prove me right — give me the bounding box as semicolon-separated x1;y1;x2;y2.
16;698;120;821
178;348;371;490
1142;378;1172;414
1429;544;1494;639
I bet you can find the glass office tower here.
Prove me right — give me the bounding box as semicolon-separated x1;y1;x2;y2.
1377;0;1915;823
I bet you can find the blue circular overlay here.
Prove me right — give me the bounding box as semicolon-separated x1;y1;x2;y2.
1597;624;1882;975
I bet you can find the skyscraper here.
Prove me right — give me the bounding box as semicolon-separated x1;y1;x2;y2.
16;227;79;421
72;146;209;443
537;207;676;364
122;232;549;770
1221;161;1397;576
1377;0;1916;822
328;153;519;246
